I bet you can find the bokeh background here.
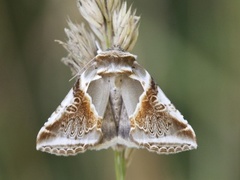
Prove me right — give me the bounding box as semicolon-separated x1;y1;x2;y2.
1;0;239;179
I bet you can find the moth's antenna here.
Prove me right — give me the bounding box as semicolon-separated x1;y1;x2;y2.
68;56;96;82
69;72;79;81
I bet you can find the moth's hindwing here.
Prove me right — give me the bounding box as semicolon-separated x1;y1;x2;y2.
129;75;197;154
36;79;102;156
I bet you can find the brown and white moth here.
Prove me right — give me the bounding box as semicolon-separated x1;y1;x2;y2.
36;48;197;156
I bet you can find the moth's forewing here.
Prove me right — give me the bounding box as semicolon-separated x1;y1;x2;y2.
129;76;197;154
36;75;103;156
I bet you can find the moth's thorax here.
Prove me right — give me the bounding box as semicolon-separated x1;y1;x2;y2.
96;49;137;61
94;49;137;75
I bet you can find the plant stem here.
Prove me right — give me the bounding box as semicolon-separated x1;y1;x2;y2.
114;150;126;180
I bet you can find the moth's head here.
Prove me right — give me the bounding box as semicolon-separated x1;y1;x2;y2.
96;47;137;62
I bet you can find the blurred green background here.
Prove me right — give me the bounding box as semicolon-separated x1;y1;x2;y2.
0;0;239;179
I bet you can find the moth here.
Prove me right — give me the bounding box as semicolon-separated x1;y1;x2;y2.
36;48;197;156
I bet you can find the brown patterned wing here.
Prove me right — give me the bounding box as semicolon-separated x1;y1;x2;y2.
130;79;197;154
36;79;102;156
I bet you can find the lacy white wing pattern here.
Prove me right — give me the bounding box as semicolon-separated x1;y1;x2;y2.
129;65;197;154
36;78;102;156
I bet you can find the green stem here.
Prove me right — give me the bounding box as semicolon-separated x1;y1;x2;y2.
105;19;112;48
114;150;126;180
